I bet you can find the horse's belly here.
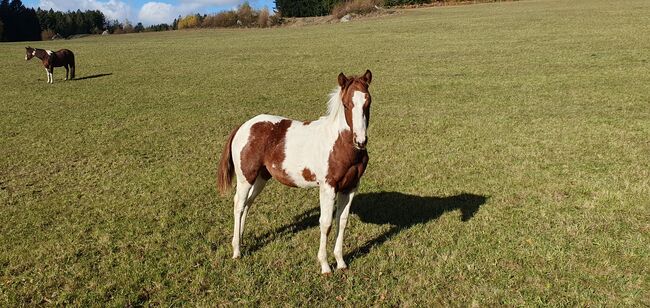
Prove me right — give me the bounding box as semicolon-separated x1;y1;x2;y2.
266;163;320;188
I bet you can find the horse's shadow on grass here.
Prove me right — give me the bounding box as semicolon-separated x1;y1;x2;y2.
73;73;112;80
247;191;488;264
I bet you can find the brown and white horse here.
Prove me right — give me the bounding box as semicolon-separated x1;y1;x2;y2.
25;46;75;83
218;70;372;274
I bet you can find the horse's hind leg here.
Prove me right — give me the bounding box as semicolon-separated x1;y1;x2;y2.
64;65;69;80
232;178;255;259
239;177;267;241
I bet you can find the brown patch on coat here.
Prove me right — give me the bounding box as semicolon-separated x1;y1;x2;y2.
239;119;296;186
302;168;316;182
303;120;312;125
325;130;369;193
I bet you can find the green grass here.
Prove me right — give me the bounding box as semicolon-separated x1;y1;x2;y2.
1;0;649;305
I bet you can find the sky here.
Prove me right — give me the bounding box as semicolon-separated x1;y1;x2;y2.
23;0;276;26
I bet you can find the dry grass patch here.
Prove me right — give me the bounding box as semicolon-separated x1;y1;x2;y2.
332;0;384;18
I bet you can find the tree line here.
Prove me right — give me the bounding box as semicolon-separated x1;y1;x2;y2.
36;8;106;38
0;0;174;42
0;0;506;42
274;0;512;18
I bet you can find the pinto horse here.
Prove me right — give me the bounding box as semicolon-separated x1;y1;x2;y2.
25;46;75;83
218;70;372;274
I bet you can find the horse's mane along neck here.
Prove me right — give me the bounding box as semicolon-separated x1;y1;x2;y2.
324;86;346;129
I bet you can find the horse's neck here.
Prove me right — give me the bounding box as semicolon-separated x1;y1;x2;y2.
34;50;48;60
310;108;348;138
318;87;349;134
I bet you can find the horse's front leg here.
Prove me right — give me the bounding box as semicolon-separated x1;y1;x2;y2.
334;190;355;270
318;185;336;274
48;67;54;84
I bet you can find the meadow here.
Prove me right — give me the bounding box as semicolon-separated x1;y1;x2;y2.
1;0;649;305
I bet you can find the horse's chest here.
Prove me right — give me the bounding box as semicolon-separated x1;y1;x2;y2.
326;149;369;193
319;129;369;192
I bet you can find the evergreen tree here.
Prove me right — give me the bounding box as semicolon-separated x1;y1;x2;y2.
34;9;106;37
0;0;40;41
134;22;144;32
274;0;340;18
0;0;10;42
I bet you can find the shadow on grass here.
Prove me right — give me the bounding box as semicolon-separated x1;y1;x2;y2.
344;192;488;263
246;207;320;254
73;73;112;80
246;191;488;263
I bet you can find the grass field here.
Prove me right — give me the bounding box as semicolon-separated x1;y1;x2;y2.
1;0;649;305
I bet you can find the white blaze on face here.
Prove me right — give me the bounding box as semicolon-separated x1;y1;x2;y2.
351;91;367;146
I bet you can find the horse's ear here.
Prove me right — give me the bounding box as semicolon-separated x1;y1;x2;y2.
361;69;372;85
338;72;348;87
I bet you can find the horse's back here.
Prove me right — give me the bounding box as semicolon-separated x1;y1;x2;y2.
235;114;289;138
49;49;74;67
56;48;74;66
232;114;294;153
57;49;73;55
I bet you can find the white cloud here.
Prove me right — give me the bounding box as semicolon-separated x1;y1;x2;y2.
137;0;246;25
138;2;177;25
38;0;268;26
38;0;133;22
178;0;240;7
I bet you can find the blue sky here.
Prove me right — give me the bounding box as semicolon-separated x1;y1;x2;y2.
23;0;276;26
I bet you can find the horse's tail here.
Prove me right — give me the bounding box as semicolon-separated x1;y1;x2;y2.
69;51;75;79
217;125;240;196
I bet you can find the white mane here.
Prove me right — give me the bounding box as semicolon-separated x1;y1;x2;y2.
325;86;344;123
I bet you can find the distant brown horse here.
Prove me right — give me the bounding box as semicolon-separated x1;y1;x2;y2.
25;46;75;83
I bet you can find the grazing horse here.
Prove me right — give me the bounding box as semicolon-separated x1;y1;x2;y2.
25;46;75;83
217;70;373;274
